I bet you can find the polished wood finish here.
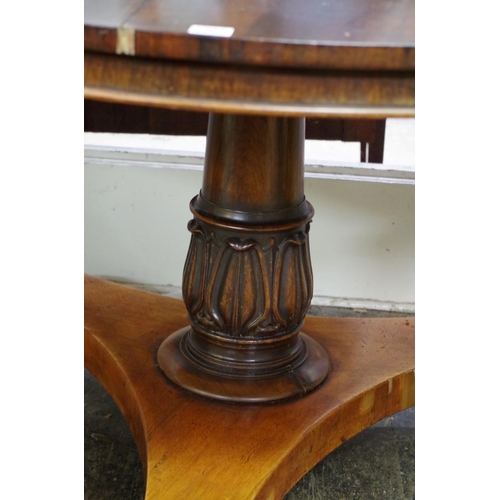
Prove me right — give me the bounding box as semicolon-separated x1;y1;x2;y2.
85;276;415;499
84;51;414;118
84;0;414;72
202;115;304;211
158;115;329;402
84;0;414;118
84;0;415;494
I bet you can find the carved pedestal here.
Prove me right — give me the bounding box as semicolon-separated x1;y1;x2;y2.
158;114;330;402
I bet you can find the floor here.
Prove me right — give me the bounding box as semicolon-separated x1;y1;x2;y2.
84;304;414;500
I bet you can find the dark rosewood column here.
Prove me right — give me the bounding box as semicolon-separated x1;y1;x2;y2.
158;114;329;403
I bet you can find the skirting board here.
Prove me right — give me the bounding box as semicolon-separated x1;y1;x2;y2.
103;281;415;314
84;131;415;185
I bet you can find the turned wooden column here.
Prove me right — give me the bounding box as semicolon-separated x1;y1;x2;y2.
158;114;330;402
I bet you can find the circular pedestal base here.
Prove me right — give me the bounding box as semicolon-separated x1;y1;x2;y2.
157;327;330;403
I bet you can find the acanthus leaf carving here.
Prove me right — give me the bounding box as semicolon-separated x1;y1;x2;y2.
182;217;313;339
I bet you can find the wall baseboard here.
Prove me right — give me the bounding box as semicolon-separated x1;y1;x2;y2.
84;133;414;185
311;295;414;313
103;279;415;314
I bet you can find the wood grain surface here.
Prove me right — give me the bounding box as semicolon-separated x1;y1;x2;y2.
85;0;414;117
84;0;414;72
84;51;414;118
155;115;330;403
84;276;415;500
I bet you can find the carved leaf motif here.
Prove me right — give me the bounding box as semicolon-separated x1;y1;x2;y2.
215;245;265;337
187;219;203;235
182;221;206;315
273;233;313;329
182;218;313;339
226;238;258;252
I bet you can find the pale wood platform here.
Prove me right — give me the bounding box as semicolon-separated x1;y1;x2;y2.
84;276;414;500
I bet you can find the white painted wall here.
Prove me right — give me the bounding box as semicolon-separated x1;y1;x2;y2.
84;122;414;311
304;177;414;309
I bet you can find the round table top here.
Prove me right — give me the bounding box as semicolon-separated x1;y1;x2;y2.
84;0;415;118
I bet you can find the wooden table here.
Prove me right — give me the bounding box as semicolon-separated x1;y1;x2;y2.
84;0;414;498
